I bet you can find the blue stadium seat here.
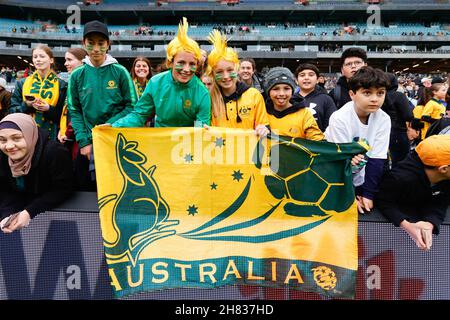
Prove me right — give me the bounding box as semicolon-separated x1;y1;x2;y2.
0;18;447;39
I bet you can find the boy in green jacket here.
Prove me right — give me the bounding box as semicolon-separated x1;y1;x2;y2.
67;20;137;189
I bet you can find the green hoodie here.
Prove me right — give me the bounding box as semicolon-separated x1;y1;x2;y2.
67;54;137;148
112;70;211;128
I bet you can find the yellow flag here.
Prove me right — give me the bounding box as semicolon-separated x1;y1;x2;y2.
93;126;367;298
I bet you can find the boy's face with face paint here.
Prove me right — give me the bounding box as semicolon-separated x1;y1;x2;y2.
171;51;197;84
83;33;109;67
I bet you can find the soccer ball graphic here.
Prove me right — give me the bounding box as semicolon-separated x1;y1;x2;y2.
312;266;337;290
259;137;355;217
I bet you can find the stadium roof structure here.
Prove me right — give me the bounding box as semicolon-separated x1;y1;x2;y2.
1;1;449;24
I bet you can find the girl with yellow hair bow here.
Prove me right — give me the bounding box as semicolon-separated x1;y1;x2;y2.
206;30;269;136
112;18;211;128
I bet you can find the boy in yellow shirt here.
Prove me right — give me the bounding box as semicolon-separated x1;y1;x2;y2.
264;67;323;141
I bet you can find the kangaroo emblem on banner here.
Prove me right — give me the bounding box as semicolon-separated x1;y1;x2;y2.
98;133;179;266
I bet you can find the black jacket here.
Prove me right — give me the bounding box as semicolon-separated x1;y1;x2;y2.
381;74;414;131
296;87;337;132
328;76;352;109
376;152;450;234
0;129;74;219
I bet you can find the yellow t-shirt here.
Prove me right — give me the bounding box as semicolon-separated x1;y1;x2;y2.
268;107;324;141
413;104;424;120
421;99;446;139
212;87;269;129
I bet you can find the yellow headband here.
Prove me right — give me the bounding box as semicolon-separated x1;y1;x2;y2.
206;29;239;75
166;17;202;66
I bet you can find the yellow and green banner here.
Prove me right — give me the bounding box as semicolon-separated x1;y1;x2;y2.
93;126;367;299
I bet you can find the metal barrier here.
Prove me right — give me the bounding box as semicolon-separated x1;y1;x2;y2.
0;192;448;300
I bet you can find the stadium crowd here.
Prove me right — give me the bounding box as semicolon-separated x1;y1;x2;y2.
0;19;449;252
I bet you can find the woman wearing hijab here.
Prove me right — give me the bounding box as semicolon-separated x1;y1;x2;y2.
0;113;74;233
130;56;154;127
130;56;152;99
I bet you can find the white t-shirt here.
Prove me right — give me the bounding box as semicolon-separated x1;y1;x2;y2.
325;101;391;186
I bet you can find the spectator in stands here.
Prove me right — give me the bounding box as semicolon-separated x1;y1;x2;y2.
382;73;415;167
417;76;432;106
23;68;29;78
112;18;210;128
397;77;407;95
0;78;12;120
10;44;67;141
264;67;323;140
317;75;326;90
420;79;448;140
4;68;13;83
131;56;152;99
201;73;214;94
153;62;168;75
325;66;390;214
206;30;268;136
376;135;450;251
0;113;73;233
196;49;208;77
58;48;88;161
68;20;137;190
130;56;153;126
329;47;367;109
294;63;336;132
238;57;265;97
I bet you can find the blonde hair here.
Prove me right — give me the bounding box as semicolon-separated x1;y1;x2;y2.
206;30;240;121
166;17;201;68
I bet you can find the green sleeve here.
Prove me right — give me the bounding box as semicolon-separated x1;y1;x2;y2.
67;71;90;148
9;79;30;114
195;89;211;127
106;66;137;124
112;83;155;128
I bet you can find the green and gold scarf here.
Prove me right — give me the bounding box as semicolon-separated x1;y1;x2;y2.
22;70;60;139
